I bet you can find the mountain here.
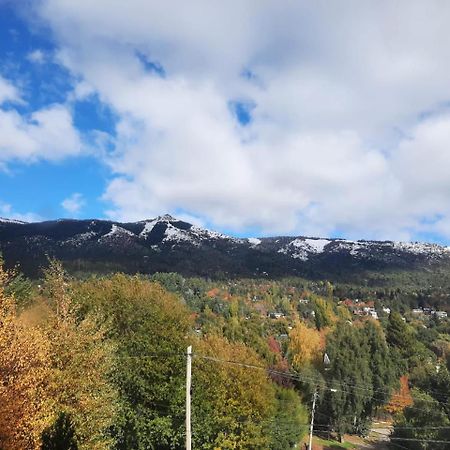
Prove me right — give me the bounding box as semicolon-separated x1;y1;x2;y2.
1;214;450;279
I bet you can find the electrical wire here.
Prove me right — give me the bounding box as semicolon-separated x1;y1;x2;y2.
193;353;450;413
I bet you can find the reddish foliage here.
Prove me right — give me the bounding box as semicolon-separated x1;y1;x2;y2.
206;288;220;298
385;375;413;414
269;358;293;388
267;335;281;354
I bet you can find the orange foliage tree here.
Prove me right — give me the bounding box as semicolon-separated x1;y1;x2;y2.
385;375;413;414
0;264;51;450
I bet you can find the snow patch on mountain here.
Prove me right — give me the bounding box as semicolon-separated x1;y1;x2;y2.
248;237;261;246
0;217;27;224
162;222;242;246
191;225;240;242
101;224;135;240
278;238;331;261
330;239;364;255
164;223;196;244
304;238;331;253
139;219;158;238
393;241;450;255
63;231;97;246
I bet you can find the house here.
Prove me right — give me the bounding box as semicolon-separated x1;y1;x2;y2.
434;311;448;319
268;312;285;319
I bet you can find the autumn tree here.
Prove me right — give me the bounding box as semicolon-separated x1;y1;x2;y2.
288;320;324;370
0;263;50;450
40;260;119;450
192;334;276;449
385;376;413;415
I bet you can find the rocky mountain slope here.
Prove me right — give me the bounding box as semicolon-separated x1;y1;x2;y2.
1;215;449;278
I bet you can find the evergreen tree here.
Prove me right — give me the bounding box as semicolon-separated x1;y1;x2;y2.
319;323;373;440
386;312;415;356
362;321;396;412
41;413;78;450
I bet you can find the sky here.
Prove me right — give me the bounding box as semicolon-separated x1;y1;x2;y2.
2;1;450;243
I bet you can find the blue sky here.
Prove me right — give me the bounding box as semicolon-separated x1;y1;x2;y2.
2;1;450;243
0;3;115;221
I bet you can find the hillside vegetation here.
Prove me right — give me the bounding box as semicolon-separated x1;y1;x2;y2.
2;260;450;449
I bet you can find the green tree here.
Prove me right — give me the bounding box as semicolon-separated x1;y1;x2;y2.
386;312;416;355
390;390;450;449
269;387;308;450
362;321;396;412
41;412;78;450
319;322;373;440
412;365;450;418
74;274;191;450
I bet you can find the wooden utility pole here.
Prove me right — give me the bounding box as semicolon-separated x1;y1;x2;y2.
186;345;192;450
308;388;318;450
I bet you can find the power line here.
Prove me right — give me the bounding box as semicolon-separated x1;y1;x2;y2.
193;353;449;413
116;351;450;415
117;350;450;405
116;350;450;446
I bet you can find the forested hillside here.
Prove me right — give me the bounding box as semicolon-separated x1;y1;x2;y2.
2;260;450;449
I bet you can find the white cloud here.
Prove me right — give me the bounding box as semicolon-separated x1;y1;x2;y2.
25;0;450;240
0;76;21;105
61;193;85;215
27;49;46;64
0;201;42;223
0;104;82;166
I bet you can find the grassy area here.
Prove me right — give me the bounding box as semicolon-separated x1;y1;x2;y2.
312;436;358;449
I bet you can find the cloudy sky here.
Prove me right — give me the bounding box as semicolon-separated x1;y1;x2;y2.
2;1;450;242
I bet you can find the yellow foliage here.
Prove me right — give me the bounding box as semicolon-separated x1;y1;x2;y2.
0;264;51;450
41;261;119;450
193;334;275;449
0;260;119;449
289;320;324;370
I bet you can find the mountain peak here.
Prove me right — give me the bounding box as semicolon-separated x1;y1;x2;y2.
153;214;177;222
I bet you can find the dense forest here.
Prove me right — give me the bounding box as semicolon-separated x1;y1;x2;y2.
1;259;450;449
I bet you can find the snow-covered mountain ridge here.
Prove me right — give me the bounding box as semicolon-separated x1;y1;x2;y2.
1;214;449;278
277;236;450;261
